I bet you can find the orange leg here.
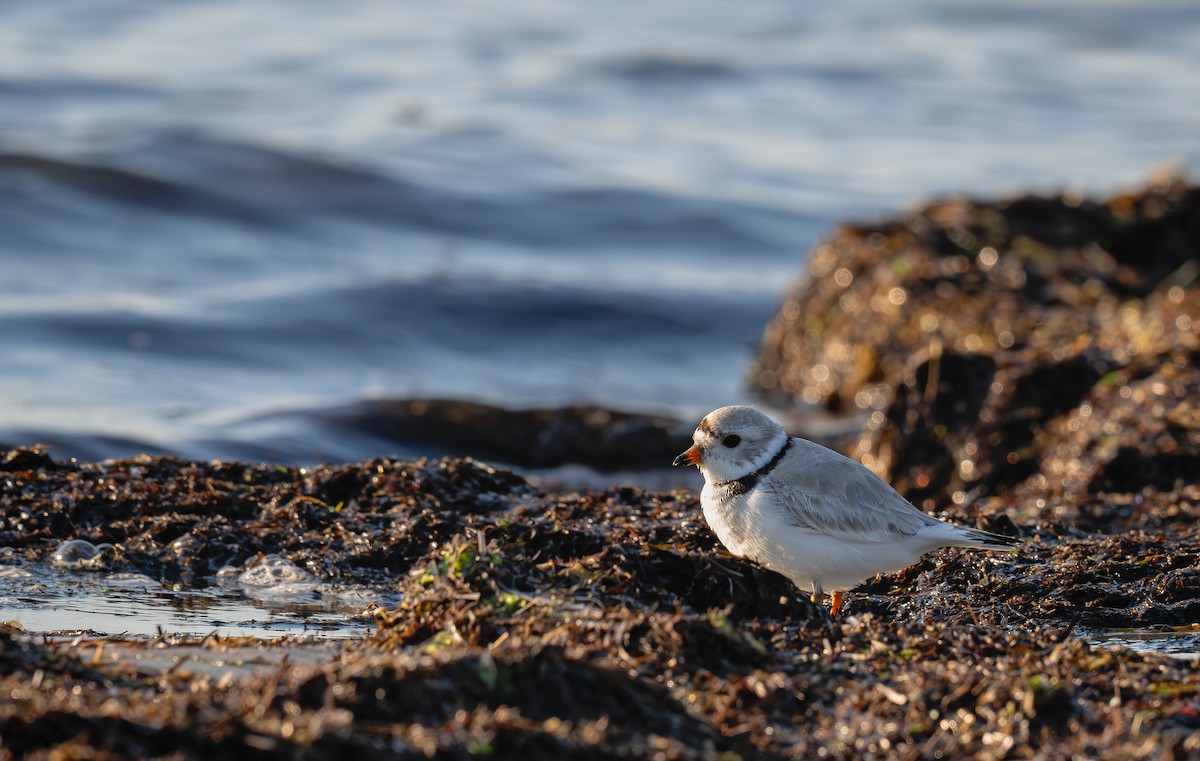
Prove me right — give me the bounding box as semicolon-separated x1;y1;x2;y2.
829;591;845;617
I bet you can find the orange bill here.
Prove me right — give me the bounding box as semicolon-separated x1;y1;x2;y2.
672;446;701;467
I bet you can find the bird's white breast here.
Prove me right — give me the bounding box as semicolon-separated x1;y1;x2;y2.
701;484;801;569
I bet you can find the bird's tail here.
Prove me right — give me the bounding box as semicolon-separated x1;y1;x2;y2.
958;526;1021;551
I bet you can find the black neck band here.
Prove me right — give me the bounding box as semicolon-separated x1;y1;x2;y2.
718;437;792;497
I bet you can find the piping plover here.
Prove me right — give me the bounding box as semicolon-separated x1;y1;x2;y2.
673;405;1018;616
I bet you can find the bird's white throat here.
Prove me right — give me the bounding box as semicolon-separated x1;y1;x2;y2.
701;429;789;484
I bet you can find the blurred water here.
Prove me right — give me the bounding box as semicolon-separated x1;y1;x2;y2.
1082;627;1200;660
0;561;391;638
1;0;1197;462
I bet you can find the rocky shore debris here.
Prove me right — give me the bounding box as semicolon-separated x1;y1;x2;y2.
1;443;1197;756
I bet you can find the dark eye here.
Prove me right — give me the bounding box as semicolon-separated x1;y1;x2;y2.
722;435;741;448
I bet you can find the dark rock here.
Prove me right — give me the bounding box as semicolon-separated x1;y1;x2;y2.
328;399;690;471
0;447;58;473
877;351;997;500
1089;448;1200;495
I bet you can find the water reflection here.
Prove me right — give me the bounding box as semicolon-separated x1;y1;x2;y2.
0;560;395;639
1083;626;1200;660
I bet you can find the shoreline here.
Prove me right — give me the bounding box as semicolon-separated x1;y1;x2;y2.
4;177;1199;758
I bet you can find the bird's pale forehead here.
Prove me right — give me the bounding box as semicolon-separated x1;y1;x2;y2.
697;410;759;439
706;407;757;427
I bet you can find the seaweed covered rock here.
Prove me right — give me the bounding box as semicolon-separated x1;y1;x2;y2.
751;175;1200;505
0;451;531;585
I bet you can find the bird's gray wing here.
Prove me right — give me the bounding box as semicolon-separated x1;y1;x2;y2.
763;439;941;543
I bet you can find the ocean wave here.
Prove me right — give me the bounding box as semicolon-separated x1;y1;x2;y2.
1;133;813;252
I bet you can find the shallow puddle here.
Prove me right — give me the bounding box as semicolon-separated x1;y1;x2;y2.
31;635;354;683
1081;626;1200;660
0;559;395;639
